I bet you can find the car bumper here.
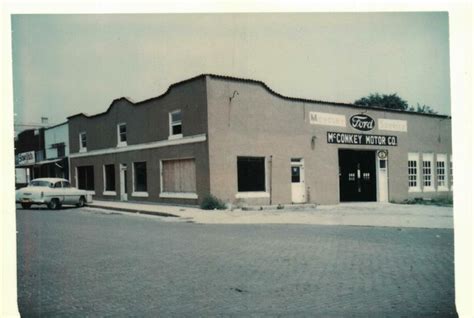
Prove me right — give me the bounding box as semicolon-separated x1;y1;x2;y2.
16;198;46;204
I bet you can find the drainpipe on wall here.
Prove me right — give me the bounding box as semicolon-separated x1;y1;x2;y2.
269;155;273;205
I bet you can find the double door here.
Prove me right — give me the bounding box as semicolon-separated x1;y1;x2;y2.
339;150;376;202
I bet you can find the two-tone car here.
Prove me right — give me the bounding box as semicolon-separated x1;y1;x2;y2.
16;178;93;209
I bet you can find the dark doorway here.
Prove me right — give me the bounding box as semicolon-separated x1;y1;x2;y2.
339;149;376;202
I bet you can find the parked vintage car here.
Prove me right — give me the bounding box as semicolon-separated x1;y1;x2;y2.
16;178;92;209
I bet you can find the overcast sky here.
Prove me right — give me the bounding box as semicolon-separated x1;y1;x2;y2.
11;12;450;129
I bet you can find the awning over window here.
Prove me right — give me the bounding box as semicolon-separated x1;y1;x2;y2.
15;158;62;168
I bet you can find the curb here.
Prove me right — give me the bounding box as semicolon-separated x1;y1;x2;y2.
87;204;179;218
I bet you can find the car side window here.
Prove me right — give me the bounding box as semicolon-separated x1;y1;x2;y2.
61;181;71;188
54;182;62;188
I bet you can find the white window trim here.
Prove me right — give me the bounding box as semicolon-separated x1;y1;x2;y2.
132;191;149;198
79;132;87;152
159;158;198;199
168;110;183;139
436;154;449;192
117;123;127;147
408;153;421;192
236;156;269;195
449;155;453;191
132;161;147;194
422;153;435;192
69;133;206;158
160;192;197;199
235;192;270;199
103;164;116;193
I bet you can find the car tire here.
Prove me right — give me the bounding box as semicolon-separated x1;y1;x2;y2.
21;203;31;209
48;199;60;210
76;196;86;208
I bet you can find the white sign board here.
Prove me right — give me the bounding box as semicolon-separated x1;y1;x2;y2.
17;151;35;165
378;119;407;132
309;112;346;127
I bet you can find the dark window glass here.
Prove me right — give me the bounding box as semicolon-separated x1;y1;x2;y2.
57;144;65;157
119;124;127;142
379;160;386;169
171;111;181;122
54;182;62;188
172;124;182;135
105;164;116;191
61;181;71;188
291;166;300;183
80;133;87;148
134;162;147;192
237;157;265;192
77;166;94;190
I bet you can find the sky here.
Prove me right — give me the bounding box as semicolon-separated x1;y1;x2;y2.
11;12;451;130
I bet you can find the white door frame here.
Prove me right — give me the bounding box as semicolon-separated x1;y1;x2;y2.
119;163;128;201
376;151;388;202
291;158;306;203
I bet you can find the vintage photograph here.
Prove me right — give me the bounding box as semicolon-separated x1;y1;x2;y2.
6;11;462;317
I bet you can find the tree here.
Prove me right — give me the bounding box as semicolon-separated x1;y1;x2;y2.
354;93;437;114
354;93;409;111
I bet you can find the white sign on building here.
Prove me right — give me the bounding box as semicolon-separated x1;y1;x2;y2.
309;111;346;127
17;151;35;165
378;118;408;132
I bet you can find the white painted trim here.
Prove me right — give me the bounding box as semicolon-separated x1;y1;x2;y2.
85;191;95;195
132;191;149;198
169;109;182;138
79;132;87;152
423;187;436;192
160;192;198;199
132;161;148;194
103;191;117;196
235;192;270;199
168;134;183;140
69;134;206;158
408;187;421;193
437;187;449;192
117;123;127;147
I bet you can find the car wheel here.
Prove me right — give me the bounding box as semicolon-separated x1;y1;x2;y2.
76;196;86;208
21;203;31;209
47;199;60;210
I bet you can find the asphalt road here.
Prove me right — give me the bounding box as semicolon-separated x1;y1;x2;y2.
16;206;457;317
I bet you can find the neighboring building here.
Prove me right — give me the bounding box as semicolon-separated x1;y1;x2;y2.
43;122;70;179
15;128;46;187
14;123;70;188
68;74;452;205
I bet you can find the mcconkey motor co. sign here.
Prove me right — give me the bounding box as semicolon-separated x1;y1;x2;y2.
327;132;398;146
350;114;375;131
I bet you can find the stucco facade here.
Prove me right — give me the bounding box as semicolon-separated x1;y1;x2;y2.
68;74;452;206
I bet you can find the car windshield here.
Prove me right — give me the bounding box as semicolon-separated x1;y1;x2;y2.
29;180;53;187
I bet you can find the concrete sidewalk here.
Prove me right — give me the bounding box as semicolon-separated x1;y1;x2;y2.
88;200;454;229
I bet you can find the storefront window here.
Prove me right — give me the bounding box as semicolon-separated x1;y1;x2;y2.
237;157;265;192
133;162;147;192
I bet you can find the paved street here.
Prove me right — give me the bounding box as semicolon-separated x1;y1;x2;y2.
16;206;457;317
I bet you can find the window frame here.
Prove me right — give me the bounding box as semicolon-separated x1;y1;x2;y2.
422;153;435;192
79;132;87;152
168;110;183;139
159;157;198;199
449;155;453;191
408;153;421;192
235;156;269;198
132;161;148;197
436;154;448;191
117;123;127;147
102;164;116;195
76;165;95;192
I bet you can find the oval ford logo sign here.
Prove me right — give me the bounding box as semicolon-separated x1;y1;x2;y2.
350;114;375;131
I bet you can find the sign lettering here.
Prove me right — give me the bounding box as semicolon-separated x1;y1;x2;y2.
350;114;375;131
327;132;397;146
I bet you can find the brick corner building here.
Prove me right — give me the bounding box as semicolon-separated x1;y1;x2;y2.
68;74;452;205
